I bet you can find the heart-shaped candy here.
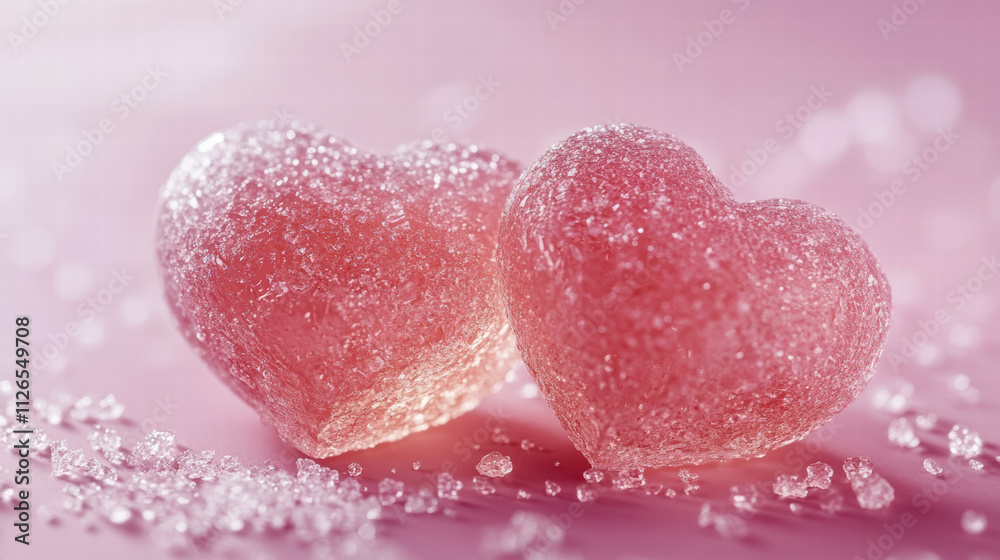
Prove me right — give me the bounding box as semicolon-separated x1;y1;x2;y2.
157;121;519;457
498;124;892;468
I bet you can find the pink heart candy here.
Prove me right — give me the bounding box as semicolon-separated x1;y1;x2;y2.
498;124;892;468
157;121;519;457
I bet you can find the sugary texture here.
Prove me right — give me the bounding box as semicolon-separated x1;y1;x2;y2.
843;457;874;481
948;425;983;458
157;120;520;458
851;473;895;510
497;124;892;468
476;451;513;477
805;462;834;489
887;417;920;448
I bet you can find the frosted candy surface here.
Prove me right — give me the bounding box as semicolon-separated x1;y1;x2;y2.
497;124;892;468
157;120;520;457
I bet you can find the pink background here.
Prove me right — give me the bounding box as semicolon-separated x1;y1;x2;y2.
2;0;999;558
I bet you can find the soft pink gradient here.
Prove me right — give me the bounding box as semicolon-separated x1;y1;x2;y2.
1;1;999;559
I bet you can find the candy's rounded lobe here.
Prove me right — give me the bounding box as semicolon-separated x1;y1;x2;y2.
498;123;892;469
157;121;520;458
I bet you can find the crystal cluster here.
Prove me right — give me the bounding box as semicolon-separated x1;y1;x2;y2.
156;120;520;457
476;451;513;478
887;417;920;448
948;425;983;458
843;457;894;510
498;123;892;468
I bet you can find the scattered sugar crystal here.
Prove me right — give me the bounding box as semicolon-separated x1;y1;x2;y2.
296;458;339;487
613;467;646;489
87;427;124;465
851;473;894;510
545;480;562;496
412;461;421;471
697;503;715;527
664;488;677;498
348;462;363;477
498;124;892;469
730;484;763;512
679;469;700;494
70;394;125;422
820;493;844;514
961;510;987;535
583;468;604;483
404;488;439;514
576;484;598;503
436;472;462;500
516;489;531;500
843;457;873;481
887;418;920;448
472;476;496;495
949;374;980;403
129;431;177;470
789;503;803;515
644;483;663;496
177;450;216;479
806;462;834;489
484;511;565;556
915;412;938;430
52;447;88;478
872;381;914;414
520;439;536;451
948;425;983;458
923;458;943;475
773;474;808;499
108;506;133;525
476;452;513;478
698;504;748;539
378;478;404;505
490;428;511;445
969;459;984;471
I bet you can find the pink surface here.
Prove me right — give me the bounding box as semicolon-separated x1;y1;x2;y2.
1;1;999;559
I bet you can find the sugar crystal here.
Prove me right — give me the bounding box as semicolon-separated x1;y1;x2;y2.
887;417;920;448
843;457;873;481
805;462;834;489
476;452;512;478
961;510;987;535
948;425;983;458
